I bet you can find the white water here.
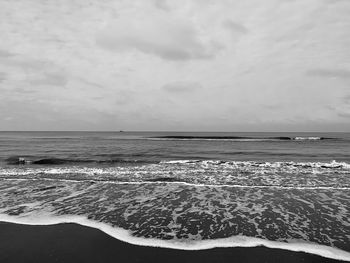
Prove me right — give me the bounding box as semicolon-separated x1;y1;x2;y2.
0;213;349;262
2;177;350;190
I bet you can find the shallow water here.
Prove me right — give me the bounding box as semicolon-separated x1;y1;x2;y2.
0;132;350;260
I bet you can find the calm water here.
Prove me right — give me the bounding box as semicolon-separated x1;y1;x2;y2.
0;131;350;165
0;132;350;258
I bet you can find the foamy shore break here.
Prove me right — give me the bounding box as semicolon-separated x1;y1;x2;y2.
0;214;349;262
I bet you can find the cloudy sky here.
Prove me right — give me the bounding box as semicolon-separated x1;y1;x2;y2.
0;0;349;131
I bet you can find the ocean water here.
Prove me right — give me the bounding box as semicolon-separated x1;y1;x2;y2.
0;131;350;260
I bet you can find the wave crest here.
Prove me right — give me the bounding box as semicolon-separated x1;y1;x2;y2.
160;159;350;169
4;156;153;165
1;160;350;189
149;136;336;141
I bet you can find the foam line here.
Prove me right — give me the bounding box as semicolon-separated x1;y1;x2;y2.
0;213;349;262
146;138;291;142
148;136;334;141
1;177;350;190
160;159;350;169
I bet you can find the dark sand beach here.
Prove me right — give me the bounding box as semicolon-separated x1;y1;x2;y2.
0;222;346;263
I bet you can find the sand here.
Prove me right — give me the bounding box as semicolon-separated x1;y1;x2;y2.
0;221;347;263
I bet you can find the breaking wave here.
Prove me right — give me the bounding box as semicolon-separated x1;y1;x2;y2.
1;160;350;189
5;156;154;165
160;159;350;169
293;137;324;140
149;136;336;141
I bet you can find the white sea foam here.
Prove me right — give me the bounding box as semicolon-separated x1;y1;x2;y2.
147;138;287;142
160;160;350;169
1;159;350;191
0;213;349;261
1;160;350;177
293;137;322;140
162;160;199;164
2;177;350;190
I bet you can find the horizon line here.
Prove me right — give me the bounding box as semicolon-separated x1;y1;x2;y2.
0;130;349;133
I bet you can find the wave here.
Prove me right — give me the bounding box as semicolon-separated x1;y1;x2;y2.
1;159;350;190
4;156;154;165
1;170;350;259
149;136;335;141
0;214;349;261
2;177;350;191
3;159;350;175
160;159;350;169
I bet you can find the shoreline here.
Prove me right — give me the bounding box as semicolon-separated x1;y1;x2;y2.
0;221;347;263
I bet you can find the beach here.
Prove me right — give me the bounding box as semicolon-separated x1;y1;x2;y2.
2;0;350;259
1;132;350;262
0;221;346;263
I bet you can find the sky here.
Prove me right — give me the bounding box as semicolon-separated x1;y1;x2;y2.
0;0;350;131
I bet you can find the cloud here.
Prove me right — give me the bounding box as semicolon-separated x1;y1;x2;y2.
343;95;350;104
12;87;37;94
222;20;248;35
114;89;135;105
154;0;171;11
162;81;202;93
96;10;220;60
328;97;350;119
77;77;104;89
29;72;68;86
306;69;350;80
0;98;93;130
261;104;283;110
1;0;350;131
0;53;68;86
0;49;14;58
325;0;350;4
0;56;51;71
338;112;350;118
0;72;7;82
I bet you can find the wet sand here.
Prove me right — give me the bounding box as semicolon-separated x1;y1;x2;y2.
0;222;347;263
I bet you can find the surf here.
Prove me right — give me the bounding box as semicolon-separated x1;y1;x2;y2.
149;136;336;141
0;213;349;262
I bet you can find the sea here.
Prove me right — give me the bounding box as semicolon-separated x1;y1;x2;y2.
0;131;349;260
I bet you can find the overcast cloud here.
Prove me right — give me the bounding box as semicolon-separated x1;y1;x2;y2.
0;0;350;131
